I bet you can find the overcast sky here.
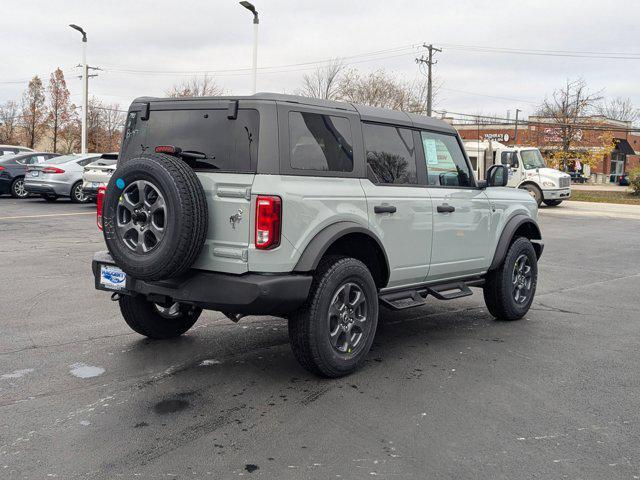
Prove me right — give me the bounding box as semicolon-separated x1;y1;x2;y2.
2;0;639;120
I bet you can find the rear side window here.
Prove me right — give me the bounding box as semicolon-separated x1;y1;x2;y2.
121;109;259;173
421;131;472;187
363;123;417;185
289;112;353;172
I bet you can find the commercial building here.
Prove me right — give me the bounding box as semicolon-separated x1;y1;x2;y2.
451;115;640;182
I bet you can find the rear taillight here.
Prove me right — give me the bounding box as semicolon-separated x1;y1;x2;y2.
42;166;65;174
255;195;281;250
96;186;106;230
0;166;4;172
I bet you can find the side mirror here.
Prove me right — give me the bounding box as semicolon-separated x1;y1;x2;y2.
487;164;508;187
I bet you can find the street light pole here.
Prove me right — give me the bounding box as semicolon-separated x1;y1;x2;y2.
70;24;88;154
239;2;259;94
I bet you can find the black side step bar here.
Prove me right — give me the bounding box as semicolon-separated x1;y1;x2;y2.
427;282;473;300
379;290;427;310
379;280;477;310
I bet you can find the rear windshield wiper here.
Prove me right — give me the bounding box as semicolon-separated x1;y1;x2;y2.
181;151;221;170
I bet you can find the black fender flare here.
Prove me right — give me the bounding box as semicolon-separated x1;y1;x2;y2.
489;214;543;271
294;221;390;275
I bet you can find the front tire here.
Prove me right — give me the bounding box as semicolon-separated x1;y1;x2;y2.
520;184;543;207
543;199;562;207
288;256;379;378
10;177;28;199
483;237;538;321
119;295;201;339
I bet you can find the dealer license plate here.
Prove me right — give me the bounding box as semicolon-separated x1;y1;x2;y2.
99;264;127;291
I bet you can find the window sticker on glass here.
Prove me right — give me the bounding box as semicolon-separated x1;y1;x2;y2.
423;138;438;165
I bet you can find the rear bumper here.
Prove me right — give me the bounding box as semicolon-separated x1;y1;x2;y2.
24;179;68;196
542;187;571;200
23;183;57;195
82;183;101;198
0;177;11;194
92;251;313;316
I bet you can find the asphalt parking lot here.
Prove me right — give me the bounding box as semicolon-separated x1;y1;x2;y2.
1;197;639;479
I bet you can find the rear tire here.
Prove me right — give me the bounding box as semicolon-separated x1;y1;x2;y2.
119;295;201;339
483;237;538;321
10;177;28;199
70;181;88;204
520;184;543;207
288;256;378;378
543;199;562;207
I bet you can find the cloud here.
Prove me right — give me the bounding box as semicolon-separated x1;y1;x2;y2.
1;0;639;119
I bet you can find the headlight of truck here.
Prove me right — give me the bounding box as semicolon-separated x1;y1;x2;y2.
542;181;556;187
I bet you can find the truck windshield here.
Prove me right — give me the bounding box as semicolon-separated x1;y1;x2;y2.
520;149;546;170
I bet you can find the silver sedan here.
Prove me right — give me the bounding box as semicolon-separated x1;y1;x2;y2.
24;153;101;202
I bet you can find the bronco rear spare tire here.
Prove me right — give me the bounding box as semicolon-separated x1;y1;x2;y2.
102;153;208;281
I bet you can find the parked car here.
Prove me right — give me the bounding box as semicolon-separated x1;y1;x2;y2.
24;153;101;202
0;145;33;158
82;153;118;201
92;93;543;377
0;152;60;198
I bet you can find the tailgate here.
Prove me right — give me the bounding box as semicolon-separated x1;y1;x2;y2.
192;172;255;274
84;165;115;183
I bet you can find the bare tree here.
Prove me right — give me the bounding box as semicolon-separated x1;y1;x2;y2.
102;103;126;152
82;97;126;152
0;101;20;144
20;76;48;149
296;59;345;100
537;78;603;166
58;112;80;154
338;69;431;113
165;74;226;98
47;68;73;153
594;97;638;124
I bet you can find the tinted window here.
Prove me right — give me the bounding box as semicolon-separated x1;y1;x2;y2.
121;109;259;173
421;131;472;187
363;123;417;185
77;157;98;166
289;112;353;172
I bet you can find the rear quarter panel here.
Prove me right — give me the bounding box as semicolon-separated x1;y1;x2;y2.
248;175;368;273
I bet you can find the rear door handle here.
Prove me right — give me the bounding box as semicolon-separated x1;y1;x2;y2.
374;205;397;214
437;203;455;213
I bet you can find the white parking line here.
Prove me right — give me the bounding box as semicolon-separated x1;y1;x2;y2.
0;212;94;220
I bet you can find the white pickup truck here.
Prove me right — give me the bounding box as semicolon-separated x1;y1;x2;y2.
464;140;571;207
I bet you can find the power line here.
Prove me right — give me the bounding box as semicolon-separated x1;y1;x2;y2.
438;87;539;105
440;43;640;60
436;110;640;133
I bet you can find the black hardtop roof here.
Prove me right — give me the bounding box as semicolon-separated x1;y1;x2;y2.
133;93;456;134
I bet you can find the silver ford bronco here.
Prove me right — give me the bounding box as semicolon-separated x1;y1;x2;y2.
93;93;543;377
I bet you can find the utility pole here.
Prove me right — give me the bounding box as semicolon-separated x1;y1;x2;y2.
416;44;442;116
513;108;522;144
